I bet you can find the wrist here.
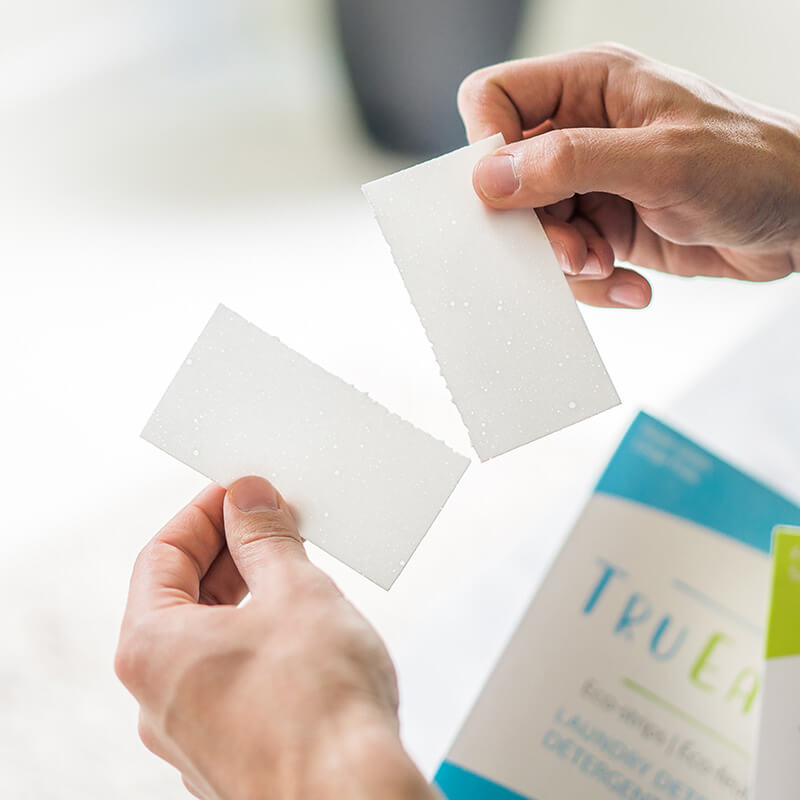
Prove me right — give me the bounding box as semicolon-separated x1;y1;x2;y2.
302;711;436;800
789;118;800;265
768;114;800;260
793;121;800;267
789;130;800;272
232;705;437;800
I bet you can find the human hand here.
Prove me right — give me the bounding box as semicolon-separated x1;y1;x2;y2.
458;44;800;308
115;477;435;800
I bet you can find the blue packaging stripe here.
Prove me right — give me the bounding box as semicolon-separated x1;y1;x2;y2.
595;412;800;554
434;762;533;799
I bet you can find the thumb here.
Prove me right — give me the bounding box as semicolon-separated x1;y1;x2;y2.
473;126;675;210
223;476;308;596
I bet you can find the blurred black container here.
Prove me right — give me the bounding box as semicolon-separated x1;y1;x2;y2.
335;0;524;156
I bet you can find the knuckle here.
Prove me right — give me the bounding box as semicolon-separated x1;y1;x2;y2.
181;503;213;536
587;41;643;64
132;538;165;580
656;126;704;198
540;129;580;190
132;541;154;574
182;776;204;799
457;67;496;114
598;259;616;279
114;623;155;690
114;639;142;688
235;511;298;547
137;714;161;756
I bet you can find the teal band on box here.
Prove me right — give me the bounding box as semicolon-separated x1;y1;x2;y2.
596;413;800;553
434;762;532;799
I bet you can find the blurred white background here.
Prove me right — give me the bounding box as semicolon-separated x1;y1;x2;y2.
1;1;799;797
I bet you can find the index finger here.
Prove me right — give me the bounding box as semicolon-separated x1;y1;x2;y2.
123;483;227;620
457;44;641;143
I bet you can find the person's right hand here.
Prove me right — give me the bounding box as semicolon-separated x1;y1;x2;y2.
115;477;435;800
458;44;800;308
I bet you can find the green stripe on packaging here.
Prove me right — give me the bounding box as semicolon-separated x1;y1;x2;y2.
766;526;800;660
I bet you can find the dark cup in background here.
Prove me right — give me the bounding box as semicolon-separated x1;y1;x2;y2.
334;0;525;156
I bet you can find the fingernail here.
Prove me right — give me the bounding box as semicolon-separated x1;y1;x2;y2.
608;284;648;308
476;154;519;199
552;242;577;275
229;476;279;512
581;252;604;277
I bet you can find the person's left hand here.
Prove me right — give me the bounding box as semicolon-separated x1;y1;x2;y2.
115;477;435;800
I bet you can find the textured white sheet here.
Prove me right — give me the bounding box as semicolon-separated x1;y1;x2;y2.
363;134;619;460
141;305;469;589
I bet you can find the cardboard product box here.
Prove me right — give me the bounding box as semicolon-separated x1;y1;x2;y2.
435;412;800;800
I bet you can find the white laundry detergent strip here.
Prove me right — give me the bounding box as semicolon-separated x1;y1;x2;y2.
363;134;619;460
142;305;469;590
